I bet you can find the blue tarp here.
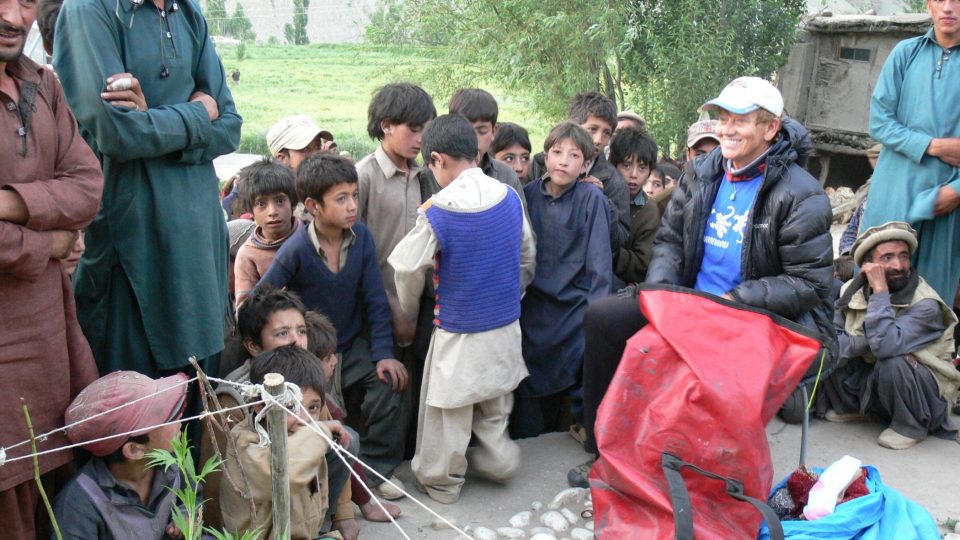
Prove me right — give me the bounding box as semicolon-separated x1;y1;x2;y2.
758;466;941;540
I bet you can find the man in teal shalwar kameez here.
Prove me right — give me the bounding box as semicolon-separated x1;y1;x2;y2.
53;0;242;378
862;0;960;307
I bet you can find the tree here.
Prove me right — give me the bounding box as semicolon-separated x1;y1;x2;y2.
366;0;805;154
230;3;256;42
284;0;310;45
204;0;228;37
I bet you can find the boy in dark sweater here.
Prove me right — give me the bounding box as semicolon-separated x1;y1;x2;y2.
258;154;409;499
608;127;660;284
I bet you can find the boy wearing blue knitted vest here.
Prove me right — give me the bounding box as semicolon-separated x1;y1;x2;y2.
389;114;536;504
257;154;410;495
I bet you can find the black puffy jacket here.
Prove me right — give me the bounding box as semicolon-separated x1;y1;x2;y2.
646;118;837;353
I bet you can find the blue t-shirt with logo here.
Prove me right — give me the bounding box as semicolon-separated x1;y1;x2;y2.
694;173;762;296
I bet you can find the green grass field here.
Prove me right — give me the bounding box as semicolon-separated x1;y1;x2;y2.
219;43;551;158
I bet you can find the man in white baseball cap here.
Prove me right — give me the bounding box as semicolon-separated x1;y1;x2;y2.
266;115;334;172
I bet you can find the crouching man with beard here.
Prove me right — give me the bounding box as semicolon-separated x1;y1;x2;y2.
823;221;960;450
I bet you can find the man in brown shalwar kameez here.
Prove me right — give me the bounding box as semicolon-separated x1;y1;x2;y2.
0;0;103;536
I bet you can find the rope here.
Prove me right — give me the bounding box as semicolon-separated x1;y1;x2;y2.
270;395;477;540
0;398;265;466
1;376;198;455
806;349;827;411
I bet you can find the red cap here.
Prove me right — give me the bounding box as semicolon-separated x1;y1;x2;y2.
65;371;189;456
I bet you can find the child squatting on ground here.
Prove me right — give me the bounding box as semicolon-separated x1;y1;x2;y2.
52;371;189;539
219;345;351;539
388;114;537;504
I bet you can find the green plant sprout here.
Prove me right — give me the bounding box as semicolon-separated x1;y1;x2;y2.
147;431;261;540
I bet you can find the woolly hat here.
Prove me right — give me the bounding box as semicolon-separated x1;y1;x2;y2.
852;221;918;266
65;371;188;456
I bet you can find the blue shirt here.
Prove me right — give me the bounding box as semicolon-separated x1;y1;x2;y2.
694;173;762;296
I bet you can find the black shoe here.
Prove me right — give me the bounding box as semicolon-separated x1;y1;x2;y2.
567;457;596;488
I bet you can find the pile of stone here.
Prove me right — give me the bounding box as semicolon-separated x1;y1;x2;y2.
436;487;595;540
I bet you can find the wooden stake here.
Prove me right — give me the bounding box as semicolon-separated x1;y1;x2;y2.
264;373;291;538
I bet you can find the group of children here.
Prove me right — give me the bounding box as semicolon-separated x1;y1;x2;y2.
54;83;715;539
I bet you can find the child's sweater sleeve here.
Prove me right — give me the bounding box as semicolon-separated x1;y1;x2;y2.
257;237;298;292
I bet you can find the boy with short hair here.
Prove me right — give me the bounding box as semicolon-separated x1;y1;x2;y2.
220;345;350;540
608;127;660;284
515;122;612;438
492;122;533;184
389;114;536;503
417;89;527;210
527;91;630;250
356;83;437;351
259;154;409;499
52;371;189;539
234;158;302;307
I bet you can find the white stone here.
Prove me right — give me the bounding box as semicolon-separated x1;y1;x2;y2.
496;527;526;539
531;501;543;512
570;528;592;540
584;520;594;531
509;510;532;528
530;527;555;536
473;526;498;540
942;534;960;540
529;534;558;540
560;507;579;525
540;510;571;533
548;488;588;510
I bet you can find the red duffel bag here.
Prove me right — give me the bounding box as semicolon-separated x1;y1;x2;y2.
590;286;823;539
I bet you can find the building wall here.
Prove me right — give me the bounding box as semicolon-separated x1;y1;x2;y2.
220;0;378;44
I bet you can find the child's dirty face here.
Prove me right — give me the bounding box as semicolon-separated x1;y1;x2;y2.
383;122;426;162
580;115;614;154
251;192;293;241
616;156;651;198
301;388;325;423
471;120;495;156
545;138;587;188
259;309;309;352
319;353;338;381
495;144;531;182
643;172;665;199
147;422;182;453
315;183;359;230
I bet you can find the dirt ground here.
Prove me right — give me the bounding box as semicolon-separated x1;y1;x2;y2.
357;420;959;539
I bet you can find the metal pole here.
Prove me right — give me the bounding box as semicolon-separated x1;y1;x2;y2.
264;373;291;538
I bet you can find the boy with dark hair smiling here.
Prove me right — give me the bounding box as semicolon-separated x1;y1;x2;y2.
234;158;302;307
259;153;409;500
527;92;630;251
357;83;437;353
515;122;612;438
389;114;535;503
608;127;660;283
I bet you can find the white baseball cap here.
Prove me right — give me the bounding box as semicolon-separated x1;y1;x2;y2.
702;77;784;117
266;115;333;155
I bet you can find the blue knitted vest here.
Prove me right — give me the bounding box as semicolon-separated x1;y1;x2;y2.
425;189;523;333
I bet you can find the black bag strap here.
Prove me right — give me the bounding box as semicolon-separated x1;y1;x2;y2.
661;452;784;540
17;80;38;157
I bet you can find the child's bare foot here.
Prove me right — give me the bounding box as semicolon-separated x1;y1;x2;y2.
332;518;360;540
360;500;402;522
